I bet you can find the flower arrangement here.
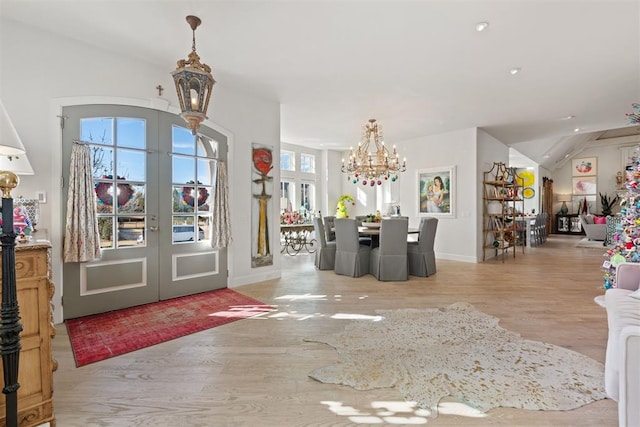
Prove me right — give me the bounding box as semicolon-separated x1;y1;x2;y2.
280;210;306;225
336;194;355;218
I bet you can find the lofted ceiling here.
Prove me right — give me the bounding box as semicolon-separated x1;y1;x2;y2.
2;1;639;169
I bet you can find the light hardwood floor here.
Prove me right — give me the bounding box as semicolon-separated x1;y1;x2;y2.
51;234;617;426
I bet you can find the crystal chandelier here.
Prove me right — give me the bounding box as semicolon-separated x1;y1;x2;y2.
171;15;215;135
627;103;640;124
341;119;406;186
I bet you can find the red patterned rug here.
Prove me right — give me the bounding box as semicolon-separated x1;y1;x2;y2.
65;288;272;367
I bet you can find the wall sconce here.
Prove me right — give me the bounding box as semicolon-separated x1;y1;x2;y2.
171;15;216;135
616;171;624;189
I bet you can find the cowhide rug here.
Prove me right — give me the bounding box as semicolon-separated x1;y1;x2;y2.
304;302;606;418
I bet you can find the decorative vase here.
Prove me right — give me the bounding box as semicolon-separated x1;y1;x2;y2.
560;201;568;215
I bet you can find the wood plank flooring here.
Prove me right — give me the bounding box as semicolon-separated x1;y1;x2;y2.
51;234;617;426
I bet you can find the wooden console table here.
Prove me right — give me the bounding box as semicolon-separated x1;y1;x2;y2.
0;241;56;427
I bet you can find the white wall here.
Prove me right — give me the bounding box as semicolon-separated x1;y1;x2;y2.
552;144;631;215
1;18;281;323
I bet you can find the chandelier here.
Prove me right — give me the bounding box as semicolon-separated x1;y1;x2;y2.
341;119;406;186
171;15;216;135
627;103;640;124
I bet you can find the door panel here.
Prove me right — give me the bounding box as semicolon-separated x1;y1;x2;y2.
158;114;228;299
62;105;227;319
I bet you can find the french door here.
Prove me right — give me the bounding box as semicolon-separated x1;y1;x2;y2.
62;105;228;319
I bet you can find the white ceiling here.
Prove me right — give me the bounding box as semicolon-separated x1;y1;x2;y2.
2;1;639;169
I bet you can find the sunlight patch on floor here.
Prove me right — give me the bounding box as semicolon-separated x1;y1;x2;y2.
320;399;488;424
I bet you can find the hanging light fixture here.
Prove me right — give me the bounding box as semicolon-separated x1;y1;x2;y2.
341;119;406;186
171;15;215;135
627;103;640;124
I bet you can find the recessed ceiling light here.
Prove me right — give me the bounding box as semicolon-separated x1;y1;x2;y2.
509;67;521;75
476;22;489;32
560;115;575;120
574;127;581;132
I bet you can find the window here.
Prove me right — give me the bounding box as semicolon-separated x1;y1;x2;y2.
280;150;295;171
299;182;315;213
280;180;295;211
83;116;147;249
300;153;315;173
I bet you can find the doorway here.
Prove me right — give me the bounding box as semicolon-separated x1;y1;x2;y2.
61;105;228;319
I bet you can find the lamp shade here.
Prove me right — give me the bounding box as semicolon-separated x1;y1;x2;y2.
0;101;26;156
0;154;34;175
557;193;572;202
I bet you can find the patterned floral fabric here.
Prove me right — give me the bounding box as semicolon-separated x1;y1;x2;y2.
212;160;232;248
63;143;101;263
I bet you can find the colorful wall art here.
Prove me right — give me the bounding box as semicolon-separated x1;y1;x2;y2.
251;144;274;268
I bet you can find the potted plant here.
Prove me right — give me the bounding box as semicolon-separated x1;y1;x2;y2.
599;192;620;216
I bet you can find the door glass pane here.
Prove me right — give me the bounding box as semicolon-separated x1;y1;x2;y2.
117;216;146;248
173;185;195;213
197;187;211;212
118;184;145;214
116;118;146;149
172;125;195;155
280;150;295;171
198;216;210;242
81;117;113;145
197;158;213;185
117;148;146;182
95;180;115;214
172;215;195;243
172;156;195;185
300;154;315;173
91;146;114;179
98;217;114;248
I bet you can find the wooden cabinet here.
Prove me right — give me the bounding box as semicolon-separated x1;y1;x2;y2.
483;162;524;261
0;243;56;427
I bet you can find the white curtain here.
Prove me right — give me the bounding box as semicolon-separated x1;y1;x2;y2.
212;160;232;248
63;142;101;262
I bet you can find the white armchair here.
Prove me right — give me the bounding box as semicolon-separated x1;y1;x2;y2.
604;262;640;427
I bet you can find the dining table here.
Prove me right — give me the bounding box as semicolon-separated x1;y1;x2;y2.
514;215;537;248
358;222;420;246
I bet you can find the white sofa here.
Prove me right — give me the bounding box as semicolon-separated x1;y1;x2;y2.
604;262;640;427
580;214;606;241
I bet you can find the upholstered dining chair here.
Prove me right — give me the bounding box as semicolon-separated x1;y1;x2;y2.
334;218;371;277
313;217;336;270
407;216;438;277
369;217;409;281
323;215;336;242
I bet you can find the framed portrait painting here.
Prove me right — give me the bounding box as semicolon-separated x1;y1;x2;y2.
417;166;456;218
571;157;597;176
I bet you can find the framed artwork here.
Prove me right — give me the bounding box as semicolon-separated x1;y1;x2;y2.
572;157;597;176
572;176;597;195
417;166;455;218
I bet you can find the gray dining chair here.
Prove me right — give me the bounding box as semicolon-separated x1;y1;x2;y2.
334;218;371;277
369;217;409;281
407;216;438;277
323;215;336;242
313;217;336;270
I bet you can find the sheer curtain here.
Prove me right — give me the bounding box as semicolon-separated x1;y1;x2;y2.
63;142;101;262
212;160;232;248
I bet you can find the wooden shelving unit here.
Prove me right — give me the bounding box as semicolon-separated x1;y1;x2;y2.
483;162;524;262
